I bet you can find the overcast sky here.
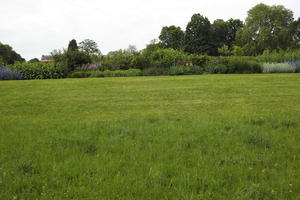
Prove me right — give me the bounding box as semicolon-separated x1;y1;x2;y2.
1;0;299;60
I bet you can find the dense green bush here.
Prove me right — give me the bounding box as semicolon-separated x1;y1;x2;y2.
169;65;204;75
101;50;135;70
169;65;190;75
9;62;67;79
204;62;228;74
68;71;93;78
141;68;169;76
262;63;296;73
147;48;188;69
90;69;142;78
188;55;210;66
205;57;262;74
258;49;300;63
52;50;92;72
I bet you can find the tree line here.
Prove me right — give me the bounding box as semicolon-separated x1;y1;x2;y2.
157;3;300;56
0;3;299;66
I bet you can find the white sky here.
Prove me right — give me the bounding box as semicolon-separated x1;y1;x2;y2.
1;0;299;60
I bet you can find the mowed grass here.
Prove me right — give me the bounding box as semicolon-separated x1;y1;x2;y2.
0;74;300;200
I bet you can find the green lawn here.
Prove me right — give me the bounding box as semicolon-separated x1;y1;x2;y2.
0;74;300;199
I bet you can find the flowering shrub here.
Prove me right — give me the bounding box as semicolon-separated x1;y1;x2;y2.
0;66;22;80
287;60;300;73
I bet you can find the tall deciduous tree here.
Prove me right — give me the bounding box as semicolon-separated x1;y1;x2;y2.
289;18;300;48
0;42;25;64
236;3;294;55
79;39;101;55
226;19;244;47
159;26;185;50
212;19;243;54
184;14;213;55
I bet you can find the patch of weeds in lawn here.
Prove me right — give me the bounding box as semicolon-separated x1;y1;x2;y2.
17;160;39;175
235;184;273;200
281;120;298;129
249;119;266;126
245;134;271;149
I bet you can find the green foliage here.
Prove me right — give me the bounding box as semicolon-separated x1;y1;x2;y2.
79;39;101;55
231;45;244;56
168;65;191;75
218;45;231;56
68;71;94;78
9;62;67;79
141;67;169;76
147;48;187;69
159;26;185;50
184;14;213;54
188;54;210;66
0;42;25;65
52;50;92;72
262;63;296;73
258;49;300;63
204;62;228;74
169;65;204;75
205;57;262;74
65;51;92;71
67;39;78;52
28;58;40;63
236;3;294;55
101;49;138;70
0;56;5;66
289;18;300;48
90;69;142;78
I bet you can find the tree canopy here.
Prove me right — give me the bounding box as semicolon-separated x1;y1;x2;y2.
236;3;294;55
184;14;213;55
0;42;25;65
68;39;79;52
159;26;185;50
79;39;101;55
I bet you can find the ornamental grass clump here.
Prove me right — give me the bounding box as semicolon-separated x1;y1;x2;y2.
0;66;22;80
262;63;296;73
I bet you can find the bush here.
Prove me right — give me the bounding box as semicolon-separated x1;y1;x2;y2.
258;49;300;63
204;62;228;74
287;61;300;73
188;54;209;66
53;50;92;72
169;65;190;75
0;66;22;80
148;48;188;69
141;68;169;76
68;71;93;78
223;57;262;74
9;62;67;79
90;69;142;78
262;63;296;73
189;65;204;74
168;65;204;75
206;57;262;74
